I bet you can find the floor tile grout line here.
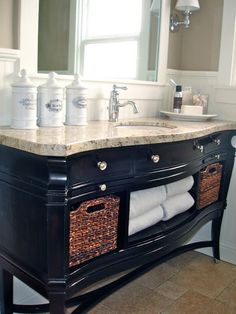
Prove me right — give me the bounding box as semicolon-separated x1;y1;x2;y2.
214;275;236;300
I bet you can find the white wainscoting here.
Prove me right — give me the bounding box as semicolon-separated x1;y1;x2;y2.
166;69;236;265
0;50;168;125
166;69;218;113
30;73;168;121
213;87;236;120
0;48;20;126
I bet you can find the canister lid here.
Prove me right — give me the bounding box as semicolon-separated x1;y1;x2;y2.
12;69;36;88
66;74;87;90
39;72;62;89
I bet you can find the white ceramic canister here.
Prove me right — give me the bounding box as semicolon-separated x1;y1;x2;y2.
38;72;64;127
65;74;88;125
11;69;37;129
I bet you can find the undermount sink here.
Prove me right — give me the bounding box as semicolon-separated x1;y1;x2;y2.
115;122;177;132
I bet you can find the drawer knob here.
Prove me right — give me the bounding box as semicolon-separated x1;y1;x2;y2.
99;184;107;191
196;144;204;153
151;154;160;163
214;138;221;145
97;161;107;171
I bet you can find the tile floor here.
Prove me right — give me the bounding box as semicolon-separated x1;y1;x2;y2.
12;251;236;314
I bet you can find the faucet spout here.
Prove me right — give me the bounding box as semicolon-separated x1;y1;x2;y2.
118;100;139;114
128;101;139;114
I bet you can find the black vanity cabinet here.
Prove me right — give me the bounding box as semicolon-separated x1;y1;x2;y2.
0;130;235;314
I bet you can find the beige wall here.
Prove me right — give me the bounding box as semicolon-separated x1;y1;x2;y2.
0;0;18;49
167;0;183;70
38;0;70;72
168;0;223;71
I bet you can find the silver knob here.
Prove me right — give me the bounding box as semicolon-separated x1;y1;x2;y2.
215;154;221;160
99;184;107;191
196;144;204;153
214;138;221;145
97;161;107;171
151;154;160;163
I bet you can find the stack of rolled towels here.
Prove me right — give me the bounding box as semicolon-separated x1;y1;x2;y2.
128;176;195;236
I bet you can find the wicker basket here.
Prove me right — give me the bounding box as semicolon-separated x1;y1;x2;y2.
196;163;223;209
69;195;120;267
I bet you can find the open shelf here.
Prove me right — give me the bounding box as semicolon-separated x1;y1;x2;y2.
128;202;223;245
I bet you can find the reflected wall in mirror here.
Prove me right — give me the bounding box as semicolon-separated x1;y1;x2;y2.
38;0;162;82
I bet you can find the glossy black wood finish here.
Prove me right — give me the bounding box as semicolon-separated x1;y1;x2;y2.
0;269;13;314
0;131;235;313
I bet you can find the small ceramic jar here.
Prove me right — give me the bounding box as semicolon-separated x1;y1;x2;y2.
38;72;64;127
65;74;88;125
11;69;37;129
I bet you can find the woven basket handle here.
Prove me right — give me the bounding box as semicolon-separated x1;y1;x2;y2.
203;163;221;175
81;197;115;216
87;202;106;214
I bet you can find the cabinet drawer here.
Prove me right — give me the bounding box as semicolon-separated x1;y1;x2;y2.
135;140;200;175
68;147;134;187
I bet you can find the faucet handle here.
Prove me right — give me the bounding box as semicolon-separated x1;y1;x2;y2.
113;84;127;92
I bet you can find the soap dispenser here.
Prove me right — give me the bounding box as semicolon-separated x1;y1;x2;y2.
38;72;64;127
173;85;182;113
11;69;37;129
65;74;88;125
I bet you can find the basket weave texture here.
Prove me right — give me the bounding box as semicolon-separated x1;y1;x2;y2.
197;163;222;209
69;195;120;267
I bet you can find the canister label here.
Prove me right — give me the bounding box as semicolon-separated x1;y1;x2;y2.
72;96;87;108
45;99;62;112
19;97;36;110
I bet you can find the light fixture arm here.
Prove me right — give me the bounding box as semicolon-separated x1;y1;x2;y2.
170;10;192;32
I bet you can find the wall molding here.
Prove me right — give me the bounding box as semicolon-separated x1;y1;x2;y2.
195;244;236;265
0;48;20;60
220;243;236;265
166;69;218;80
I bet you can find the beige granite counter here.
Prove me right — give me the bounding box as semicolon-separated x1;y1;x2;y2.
0;118;235;156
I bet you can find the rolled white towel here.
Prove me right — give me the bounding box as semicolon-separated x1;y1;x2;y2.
128;206;164;236
165;176;194;198
129;185;166;219
162;192;195;221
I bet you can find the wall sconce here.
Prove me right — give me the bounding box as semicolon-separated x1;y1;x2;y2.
170;0;200;32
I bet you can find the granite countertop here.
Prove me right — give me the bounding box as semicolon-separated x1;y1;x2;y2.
0;118;235;156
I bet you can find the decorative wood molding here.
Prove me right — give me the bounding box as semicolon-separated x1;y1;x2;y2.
166;69;218;80
0;48;20;60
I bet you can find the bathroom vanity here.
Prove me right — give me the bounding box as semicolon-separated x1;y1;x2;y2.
0;118;236;313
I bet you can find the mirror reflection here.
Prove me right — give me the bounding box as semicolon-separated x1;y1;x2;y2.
38;0;162;81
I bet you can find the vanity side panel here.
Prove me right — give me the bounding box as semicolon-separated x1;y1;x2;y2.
0;183;48;276
0;145;50;280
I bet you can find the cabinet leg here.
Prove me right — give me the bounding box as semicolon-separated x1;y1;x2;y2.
211;216;223;261
48;292;67;314
0;268;13;314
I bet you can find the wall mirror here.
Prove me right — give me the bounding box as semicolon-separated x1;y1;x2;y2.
38;0;162;82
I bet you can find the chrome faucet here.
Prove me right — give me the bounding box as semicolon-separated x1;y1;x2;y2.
108;85;138;122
